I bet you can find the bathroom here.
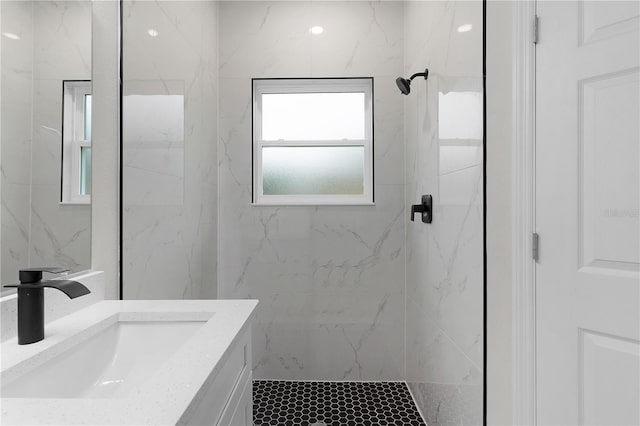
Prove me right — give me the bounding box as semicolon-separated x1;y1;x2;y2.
0;1;638;425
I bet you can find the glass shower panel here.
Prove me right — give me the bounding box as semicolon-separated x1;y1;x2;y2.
121;1;218;300
404;2;484;425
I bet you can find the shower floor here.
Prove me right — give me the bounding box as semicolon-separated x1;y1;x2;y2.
253;380;426;426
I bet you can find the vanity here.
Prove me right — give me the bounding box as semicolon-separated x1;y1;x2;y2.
0;299;258;425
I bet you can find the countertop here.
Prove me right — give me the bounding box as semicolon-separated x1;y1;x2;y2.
1;299;258;425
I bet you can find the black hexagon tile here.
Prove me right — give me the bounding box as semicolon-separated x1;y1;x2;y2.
253;380;426;426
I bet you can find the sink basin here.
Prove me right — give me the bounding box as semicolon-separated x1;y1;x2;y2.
2;319;206;399
0;300;258;425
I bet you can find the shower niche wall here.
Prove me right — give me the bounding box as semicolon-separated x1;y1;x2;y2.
119;2;484;425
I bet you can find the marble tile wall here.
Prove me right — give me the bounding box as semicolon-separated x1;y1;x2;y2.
218;1;406;380
403;2;484;425
0;1;33;286
122;1;218;300
1;1;92;286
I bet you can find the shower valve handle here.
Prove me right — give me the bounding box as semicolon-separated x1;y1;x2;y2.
410;195;433;224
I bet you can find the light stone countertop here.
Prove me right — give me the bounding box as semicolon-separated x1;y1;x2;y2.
1;299;258;425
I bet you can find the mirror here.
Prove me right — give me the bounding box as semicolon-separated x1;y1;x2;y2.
1;0;92;288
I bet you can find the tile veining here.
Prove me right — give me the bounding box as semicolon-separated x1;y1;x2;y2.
219;1;406;382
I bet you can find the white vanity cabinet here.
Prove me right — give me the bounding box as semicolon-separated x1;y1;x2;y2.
182;325;253;426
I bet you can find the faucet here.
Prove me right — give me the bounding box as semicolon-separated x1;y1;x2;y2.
3;267;91;345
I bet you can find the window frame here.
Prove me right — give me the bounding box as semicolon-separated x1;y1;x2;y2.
61;80;92;205
252;77;374;206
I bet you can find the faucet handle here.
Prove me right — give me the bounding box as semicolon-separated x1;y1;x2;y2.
19;267;70;284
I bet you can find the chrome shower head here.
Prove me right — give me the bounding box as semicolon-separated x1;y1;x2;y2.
395;68;429;95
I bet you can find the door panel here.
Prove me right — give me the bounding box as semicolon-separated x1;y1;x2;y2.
580;69;639;274
581;330;640;425
536;1;640;424
580;1;639;45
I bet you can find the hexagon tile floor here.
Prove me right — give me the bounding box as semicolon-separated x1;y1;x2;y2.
253;380;426;426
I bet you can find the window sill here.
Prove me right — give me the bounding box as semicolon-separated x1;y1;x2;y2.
59;201;91;206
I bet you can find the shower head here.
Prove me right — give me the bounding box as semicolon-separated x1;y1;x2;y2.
396;77;411;95
395;68;429;95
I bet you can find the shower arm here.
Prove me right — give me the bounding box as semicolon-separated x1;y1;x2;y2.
408;69;429;81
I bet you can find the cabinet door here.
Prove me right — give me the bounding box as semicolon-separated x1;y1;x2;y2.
183;327;252;426
226;373;253;426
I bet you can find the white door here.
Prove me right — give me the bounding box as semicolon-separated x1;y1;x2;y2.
535;1;640;425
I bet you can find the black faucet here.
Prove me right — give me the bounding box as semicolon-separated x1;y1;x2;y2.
3;267;91;345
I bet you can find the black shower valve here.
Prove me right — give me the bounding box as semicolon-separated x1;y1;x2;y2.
410;194;433;224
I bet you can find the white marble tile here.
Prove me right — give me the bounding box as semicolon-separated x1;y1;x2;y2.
30;78;67;187
404;1;482;79
122;1;219;86
409;381;482;426
251;290;404;380
29;184;91;272
219;1;313;79
1;1;34;186
220;1;403;79
406;300;481;386
218;78;253;187
306;1;403;77
1;184;30;285
218;1;406;381
33;1;91;80
373;77;405;185
0;81;32;186
219;181;405;380
122;192;217;300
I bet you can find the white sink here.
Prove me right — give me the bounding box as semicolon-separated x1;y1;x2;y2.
0;300;258;425
2;319;206;398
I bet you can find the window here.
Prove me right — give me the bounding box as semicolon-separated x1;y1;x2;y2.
252;78;373;205
62;80;91;204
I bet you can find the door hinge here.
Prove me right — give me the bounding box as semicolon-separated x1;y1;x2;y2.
533;15;539;44
532;233;539;261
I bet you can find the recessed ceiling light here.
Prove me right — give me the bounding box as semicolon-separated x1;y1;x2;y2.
457;24;473;33
2;32;20;40
147;29;159;37
309;26;324;35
